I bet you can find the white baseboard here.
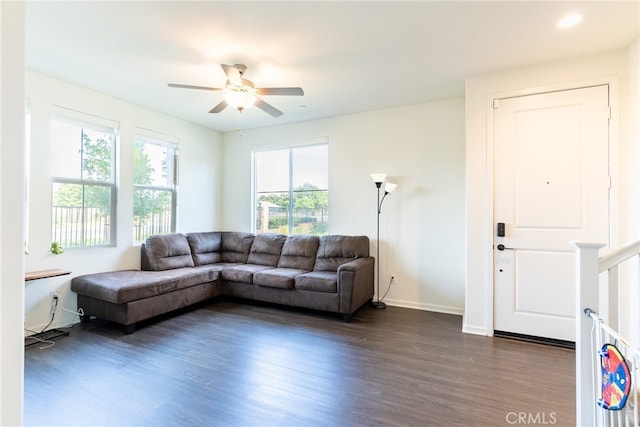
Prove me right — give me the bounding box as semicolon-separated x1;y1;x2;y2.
378;299;488;336
382;298;464;316
461;323;489;336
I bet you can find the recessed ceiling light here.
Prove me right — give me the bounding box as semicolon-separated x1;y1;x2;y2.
557;13;583;29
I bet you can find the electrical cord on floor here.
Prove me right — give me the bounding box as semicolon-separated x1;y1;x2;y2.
40;296;58;333
52;293;85;330
24;296;59;349
23;332;56;350
61;300;85;319
24;293;85;350
379;276;394;303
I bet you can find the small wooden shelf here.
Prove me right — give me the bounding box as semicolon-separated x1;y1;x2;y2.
25;269;71;282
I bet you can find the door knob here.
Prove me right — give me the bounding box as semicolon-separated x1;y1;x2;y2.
497;244;513;251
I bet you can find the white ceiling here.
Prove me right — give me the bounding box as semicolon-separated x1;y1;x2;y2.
26;1;639;133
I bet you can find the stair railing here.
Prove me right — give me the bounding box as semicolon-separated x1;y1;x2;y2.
574;240;640;426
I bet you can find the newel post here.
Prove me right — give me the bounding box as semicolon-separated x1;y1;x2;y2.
573;241;604;427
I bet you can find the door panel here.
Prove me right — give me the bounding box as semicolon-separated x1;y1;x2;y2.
514;107;583;229
494;85;610;342
515;251;574;318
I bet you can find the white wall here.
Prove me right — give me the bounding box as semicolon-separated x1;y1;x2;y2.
464;49;634;335
24;71;223;332
221;99;466;314
625;39;640;345
0;2;25;425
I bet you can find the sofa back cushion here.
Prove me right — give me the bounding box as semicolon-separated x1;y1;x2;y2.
246;233;287;266
278;235;320;271
186;232;223;265
221;232;255;263
314;235;370;272
142;233;194;271
186;231;255;265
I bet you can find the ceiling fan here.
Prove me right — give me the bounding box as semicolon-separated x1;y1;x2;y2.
168;64;304;117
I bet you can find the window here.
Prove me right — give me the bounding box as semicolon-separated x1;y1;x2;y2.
254;143;328;235
133;131;177;243
51;116;117;248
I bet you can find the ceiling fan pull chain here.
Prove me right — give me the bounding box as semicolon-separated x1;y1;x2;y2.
236;111;243;137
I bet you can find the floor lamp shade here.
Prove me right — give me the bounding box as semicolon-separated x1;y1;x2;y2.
370;173;386;187
384;182;397;194
370;173;396;309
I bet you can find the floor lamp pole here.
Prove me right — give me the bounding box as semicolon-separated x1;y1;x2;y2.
372;182;386;309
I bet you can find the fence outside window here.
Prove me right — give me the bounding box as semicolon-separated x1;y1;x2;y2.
256;191;328;235
133;205;173;243
52;206;111;248
52;205;174;248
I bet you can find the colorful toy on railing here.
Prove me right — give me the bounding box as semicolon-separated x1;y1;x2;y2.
598;343;632;410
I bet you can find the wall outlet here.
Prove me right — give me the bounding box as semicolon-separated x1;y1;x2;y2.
49;293;59;316
390;275;396;284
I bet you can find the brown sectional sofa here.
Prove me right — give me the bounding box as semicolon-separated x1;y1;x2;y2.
71;232;374;333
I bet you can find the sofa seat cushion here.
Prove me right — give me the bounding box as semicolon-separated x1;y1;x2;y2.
253;268;309;289
221;264;275;283
294;271;337;293
71;266;219;304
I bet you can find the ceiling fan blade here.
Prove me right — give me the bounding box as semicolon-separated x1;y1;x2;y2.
209;99;228;114
254;97;283;117
257;87;304;96
221;64;243;86
168;83;223;91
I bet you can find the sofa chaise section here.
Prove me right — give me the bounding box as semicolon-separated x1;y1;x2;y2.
72;267;220;334
73;233;222;333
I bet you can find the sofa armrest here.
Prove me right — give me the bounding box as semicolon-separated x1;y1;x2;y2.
337;257;375;314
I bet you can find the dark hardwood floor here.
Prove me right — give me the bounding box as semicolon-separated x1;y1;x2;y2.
24;300;575;427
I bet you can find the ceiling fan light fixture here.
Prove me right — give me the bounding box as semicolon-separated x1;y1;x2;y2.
169;63;302;117
224;85;257;111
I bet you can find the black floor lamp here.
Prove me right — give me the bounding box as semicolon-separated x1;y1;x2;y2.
370;173;397;309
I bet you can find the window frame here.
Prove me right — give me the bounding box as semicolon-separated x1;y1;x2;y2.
50;112;118;249
252;140;328;235
132;129;178;244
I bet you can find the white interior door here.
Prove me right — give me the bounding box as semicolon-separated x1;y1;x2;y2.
493;85;610;342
